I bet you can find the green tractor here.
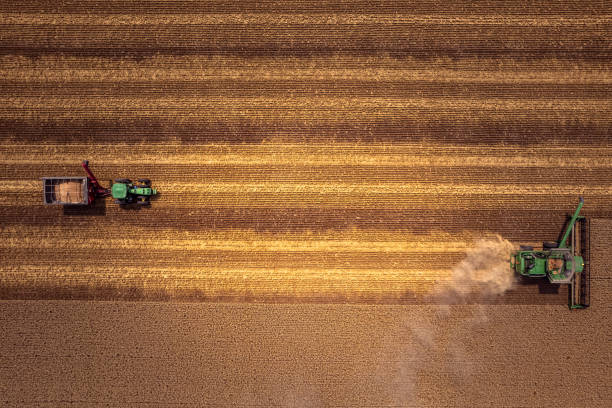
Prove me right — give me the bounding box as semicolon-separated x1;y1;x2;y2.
511;197;589;309
111;178;158;206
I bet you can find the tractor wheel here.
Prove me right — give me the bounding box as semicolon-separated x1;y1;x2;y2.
115;178;132;184
138;178;151;186
543;242;558;249
519;245;534;251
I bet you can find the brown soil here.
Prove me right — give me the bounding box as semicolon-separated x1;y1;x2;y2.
0;281;610;407
0;1;611;406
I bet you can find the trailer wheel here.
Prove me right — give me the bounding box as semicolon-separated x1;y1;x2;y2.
115;178;132;184
543;242;558;249
519;245;534;251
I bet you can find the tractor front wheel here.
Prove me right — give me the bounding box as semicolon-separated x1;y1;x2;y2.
115;178;132;184
138;178;151;186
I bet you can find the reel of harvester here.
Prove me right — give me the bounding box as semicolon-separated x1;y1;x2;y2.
510;197;590;309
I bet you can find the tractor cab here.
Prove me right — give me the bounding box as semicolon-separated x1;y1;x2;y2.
111;182;128;200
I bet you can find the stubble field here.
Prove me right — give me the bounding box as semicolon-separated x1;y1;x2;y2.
0;1;611;406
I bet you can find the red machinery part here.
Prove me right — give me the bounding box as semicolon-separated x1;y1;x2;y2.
81;160;110;203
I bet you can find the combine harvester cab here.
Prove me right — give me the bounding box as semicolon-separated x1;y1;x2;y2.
511;197;590;309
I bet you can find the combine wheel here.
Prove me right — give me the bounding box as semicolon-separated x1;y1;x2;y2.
115;178;132;184
543;242;558;249
519;245;534;251
138;178;151;186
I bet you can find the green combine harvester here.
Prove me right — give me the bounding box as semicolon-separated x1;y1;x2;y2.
511;197;590;309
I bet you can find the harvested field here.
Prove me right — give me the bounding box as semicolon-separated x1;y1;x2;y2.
0;244;611;407
0;0;611;406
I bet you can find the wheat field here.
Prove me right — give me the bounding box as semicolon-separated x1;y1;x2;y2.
0;1;611;406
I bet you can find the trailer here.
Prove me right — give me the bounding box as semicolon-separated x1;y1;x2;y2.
43;177;90;205
42;161;109;205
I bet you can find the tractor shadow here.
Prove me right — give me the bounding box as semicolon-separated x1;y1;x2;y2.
62;198;107;216
116;190;162;211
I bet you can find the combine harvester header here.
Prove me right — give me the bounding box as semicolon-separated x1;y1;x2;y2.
511;197;590;309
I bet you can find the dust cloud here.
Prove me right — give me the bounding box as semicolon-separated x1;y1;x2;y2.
433;235;517;303
390;236;517;404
